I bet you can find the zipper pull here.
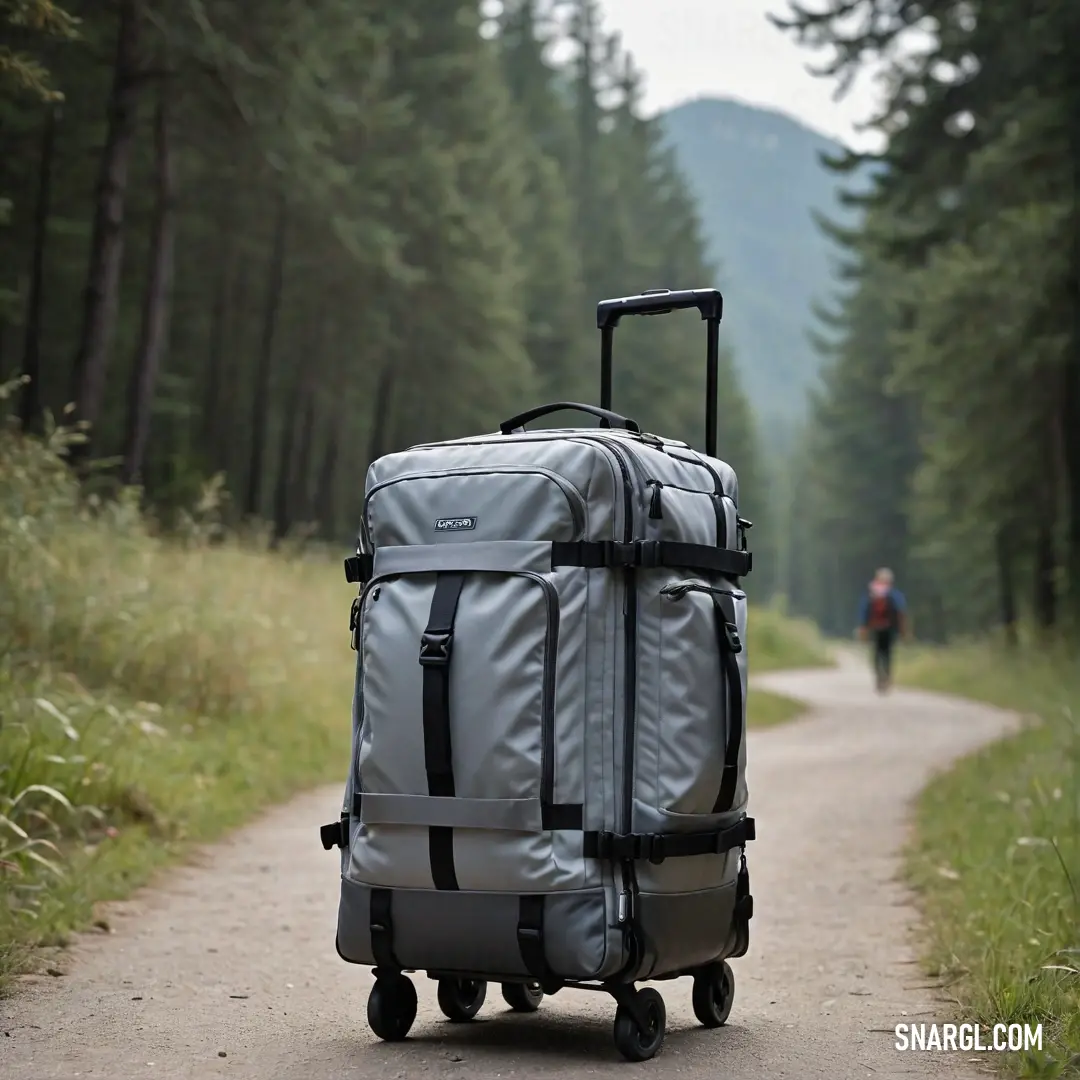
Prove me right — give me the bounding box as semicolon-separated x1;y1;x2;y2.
737;516;753;551
647;480;664;519
720;617;743;654
659;581;693;599
349;595;362;651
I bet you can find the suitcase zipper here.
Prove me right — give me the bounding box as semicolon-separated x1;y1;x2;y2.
644;479;717;521
589;436;642;939
661;580;744;601
661;581;744;649
667;451;727;547
363;465;588;541
646;480;663;519
521;571;560;810
590;438;636;833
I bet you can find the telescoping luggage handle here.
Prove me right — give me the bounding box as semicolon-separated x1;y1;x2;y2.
596;287;723;458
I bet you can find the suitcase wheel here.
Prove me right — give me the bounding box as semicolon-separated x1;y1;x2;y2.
691;960;735;1028
437;977;488;1022
612;987;666;1062
367;974;418;1042
501;981;545;1013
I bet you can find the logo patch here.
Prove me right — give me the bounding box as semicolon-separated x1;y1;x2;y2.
434;517;477;532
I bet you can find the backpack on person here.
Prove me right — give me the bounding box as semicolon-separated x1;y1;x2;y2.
866;588;898;632
319;287;756;1063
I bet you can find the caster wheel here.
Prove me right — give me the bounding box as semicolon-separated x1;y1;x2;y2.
367;975;418;1041
501;981;544;1012
437;977;487;1022
613;987;666;1062
692;960;735;1028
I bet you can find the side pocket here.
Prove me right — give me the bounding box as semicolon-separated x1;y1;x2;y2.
656;581;747;816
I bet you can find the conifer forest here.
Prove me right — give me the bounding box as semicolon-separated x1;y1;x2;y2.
2;0;1078;645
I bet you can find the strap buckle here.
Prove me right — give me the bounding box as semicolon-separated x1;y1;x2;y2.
591;830;631;859
344;553;372;584
319;816;348;851
349;596;362;651
517;926;542;947
720;619;742;654
603;540;661;569
419;630;454;666
643;834;667;865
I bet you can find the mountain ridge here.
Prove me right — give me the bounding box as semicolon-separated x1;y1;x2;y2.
659;95;871;425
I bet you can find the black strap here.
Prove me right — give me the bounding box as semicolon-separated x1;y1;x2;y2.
551;539;751;577
369;888;399;971
428;827;457;890
349;539;751;582
421;572;466;890
542;802;583;830
344;552;373;584
583;816;755;865
711;592;744;813
517;895;556;987
735;852;753;924
351;793;582;832
319;815;348;850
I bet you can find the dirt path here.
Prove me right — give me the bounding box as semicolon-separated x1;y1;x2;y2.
1;651;1019;1080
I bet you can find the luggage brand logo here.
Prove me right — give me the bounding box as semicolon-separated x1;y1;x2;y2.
434;517;477;532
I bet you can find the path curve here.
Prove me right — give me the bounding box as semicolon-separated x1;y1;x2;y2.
1;652;1019;1079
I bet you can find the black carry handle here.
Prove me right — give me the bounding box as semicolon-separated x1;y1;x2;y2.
499;401;641;435
596;287;723;458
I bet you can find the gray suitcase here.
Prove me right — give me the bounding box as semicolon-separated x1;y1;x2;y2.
320;287;756;1062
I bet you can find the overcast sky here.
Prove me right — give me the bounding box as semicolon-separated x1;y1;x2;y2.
597;0;884;150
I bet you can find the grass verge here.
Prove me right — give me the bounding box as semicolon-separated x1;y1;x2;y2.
0;426;355;995
748;688;808;729
899;644;1080;1077
750;603;833;673
741;603;830;729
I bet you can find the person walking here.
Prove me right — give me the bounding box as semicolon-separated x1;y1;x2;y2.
857;568;907;692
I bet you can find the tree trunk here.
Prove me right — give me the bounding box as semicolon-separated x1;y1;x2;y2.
272;311;326;542
18;105;60;435
270;397;299;546
120;69;175;487
291;385;316;524
200;208;235;463
366;361;396;466
200;179;240;462
928;589;947;645
270;341;306;546
995;527;1019;648
68;0;143;456
1065;1;1080;632
1033;520;1057;631
1065;308;1080;630
243;189;288;518
313;410;341;540
212;257;249;478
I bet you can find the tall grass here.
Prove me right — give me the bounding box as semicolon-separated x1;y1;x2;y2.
750;602;832;673
901;645;1080;1077
0;411;355;992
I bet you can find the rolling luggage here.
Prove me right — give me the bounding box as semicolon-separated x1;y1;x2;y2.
320;287;756;1062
